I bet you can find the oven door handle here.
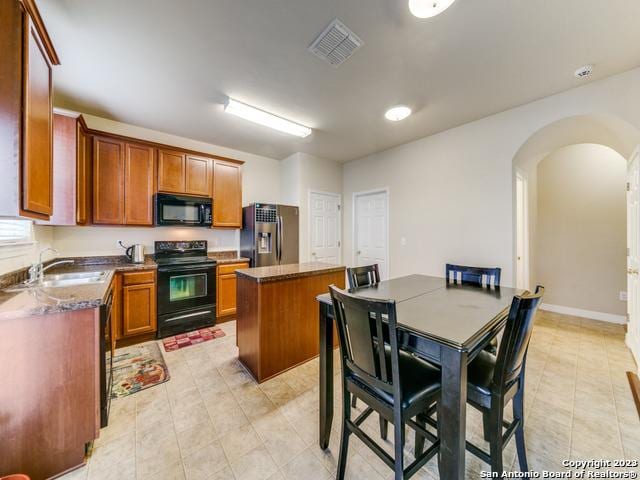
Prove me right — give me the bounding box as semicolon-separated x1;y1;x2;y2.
158;264;215;273
164;310;213;323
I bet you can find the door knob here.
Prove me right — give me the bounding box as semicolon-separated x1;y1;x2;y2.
312;252;316;256
357;251;361;255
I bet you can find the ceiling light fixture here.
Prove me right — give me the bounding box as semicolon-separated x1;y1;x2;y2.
385;105;412;122
409;0;456;18
224;98;312;138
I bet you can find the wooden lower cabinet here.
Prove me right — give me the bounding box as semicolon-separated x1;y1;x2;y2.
114;269;157;341
0;307;100;479
216;262;248;319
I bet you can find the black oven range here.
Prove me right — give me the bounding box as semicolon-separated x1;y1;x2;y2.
155;240;217;338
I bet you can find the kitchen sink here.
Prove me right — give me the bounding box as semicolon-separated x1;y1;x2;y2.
5;270;109;291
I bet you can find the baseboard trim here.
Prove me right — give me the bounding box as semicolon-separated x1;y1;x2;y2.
540;303;627;324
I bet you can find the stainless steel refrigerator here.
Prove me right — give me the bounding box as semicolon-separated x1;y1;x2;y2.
240;203;299;267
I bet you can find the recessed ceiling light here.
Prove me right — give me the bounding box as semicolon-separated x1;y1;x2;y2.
224;98;312;138
385;105;412;122
409;0;456;18
574;64;594;79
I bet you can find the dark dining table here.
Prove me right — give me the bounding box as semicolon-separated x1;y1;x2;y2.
316;274;521;480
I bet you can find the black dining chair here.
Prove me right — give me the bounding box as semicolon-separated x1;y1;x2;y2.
445;263;501;288
329;285;441;480
416;286;544;474
445;264;502;355
347;264;381;289
346;265;380;407
346;264;391;438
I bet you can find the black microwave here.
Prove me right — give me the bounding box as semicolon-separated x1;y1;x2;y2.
155;193;213;227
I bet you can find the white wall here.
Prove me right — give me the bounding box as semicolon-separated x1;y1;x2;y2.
535;144;627;316
279;153;343;262
343;67;640;285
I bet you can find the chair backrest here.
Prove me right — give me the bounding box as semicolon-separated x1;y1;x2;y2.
446;263;501;287
347;264;381;289
329;285;401;400
492;286;544;392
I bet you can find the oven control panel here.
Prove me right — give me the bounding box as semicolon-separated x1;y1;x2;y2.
155;240;207;254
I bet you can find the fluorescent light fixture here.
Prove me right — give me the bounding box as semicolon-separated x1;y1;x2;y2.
224;98;312;138
409;0;456;18
385;105;412;122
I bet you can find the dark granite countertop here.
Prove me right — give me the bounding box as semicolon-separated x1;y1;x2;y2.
207;252;250;265
0;256;157;320
0;252;252;319
235;262;345;283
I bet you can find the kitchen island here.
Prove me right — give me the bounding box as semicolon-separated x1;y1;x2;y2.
236;262;345;382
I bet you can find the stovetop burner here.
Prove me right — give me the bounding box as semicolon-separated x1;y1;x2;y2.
153;240;216;266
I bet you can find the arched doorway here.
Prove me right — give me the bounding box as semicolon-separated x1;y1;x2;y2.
511;113;640;366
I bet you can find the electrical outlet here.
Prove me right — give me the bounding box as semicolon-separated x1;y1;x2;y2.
620;291;628;301
400;237;407;246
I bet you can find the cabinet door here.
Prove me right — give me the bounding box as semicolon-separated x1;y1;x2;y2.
22;20;53;218
76;122;90;225
93;137;124;224
124;143;155;225
185;155;212;196
213;160;242;227
217;273;238;317
122;282;157;337
157;149;185;193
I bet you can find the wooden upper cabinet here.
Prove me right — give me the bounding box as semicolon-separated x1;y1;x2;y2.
76;120;91;225
213;160;243;228
124;143;155;225
157;149;185;194
93;137;124;225
0;0;59;220
42;113;89;226
21;18;53;218
185;155;212;196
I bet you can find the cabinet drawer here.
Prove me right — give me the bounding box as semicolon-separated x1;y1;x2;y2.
218;262;249;275
121;270;156;286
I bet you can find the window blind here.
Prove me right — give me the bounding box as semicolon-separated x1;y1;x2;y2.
0;219;33;244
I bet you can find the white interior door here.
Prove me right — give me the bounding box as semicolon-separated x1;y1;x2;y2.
627;149;640;369
309;191;341;264
354;190;388;279
516;172;529;289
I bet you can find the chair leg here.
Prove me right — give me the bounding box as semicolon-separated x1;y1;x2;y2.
482;411;492;442
379;415;388;440
351;394;357;408
337;387;352;480
488;407;504;475
393;417;405;480
414;414;425;457
513;387;528;472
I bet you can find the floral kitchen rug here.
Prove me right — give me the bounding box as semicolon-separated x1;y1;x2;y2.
111;342;170;398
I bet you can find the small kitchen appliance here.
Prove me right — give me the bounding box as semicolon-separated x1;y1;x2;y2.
119;241;145;263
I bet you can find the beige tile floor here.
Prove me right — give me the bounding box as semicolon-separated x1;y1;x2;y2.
60;311;640;480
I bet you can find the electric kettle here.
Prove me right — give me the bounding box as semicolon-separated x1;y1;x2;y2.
119;241;145;263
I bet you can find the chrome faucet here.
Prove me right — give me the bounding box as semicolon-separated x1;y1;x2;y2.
27;247;75;285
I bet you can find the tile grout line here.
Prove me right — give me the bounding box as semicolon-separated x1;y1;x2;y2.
604;332;627;458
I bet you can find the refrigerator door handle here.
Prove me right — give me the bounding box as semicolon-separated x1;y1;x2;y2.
277;215;283;263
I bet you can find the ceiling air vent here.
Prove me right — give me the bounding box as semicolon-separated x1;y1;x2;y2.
308;19;363;67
